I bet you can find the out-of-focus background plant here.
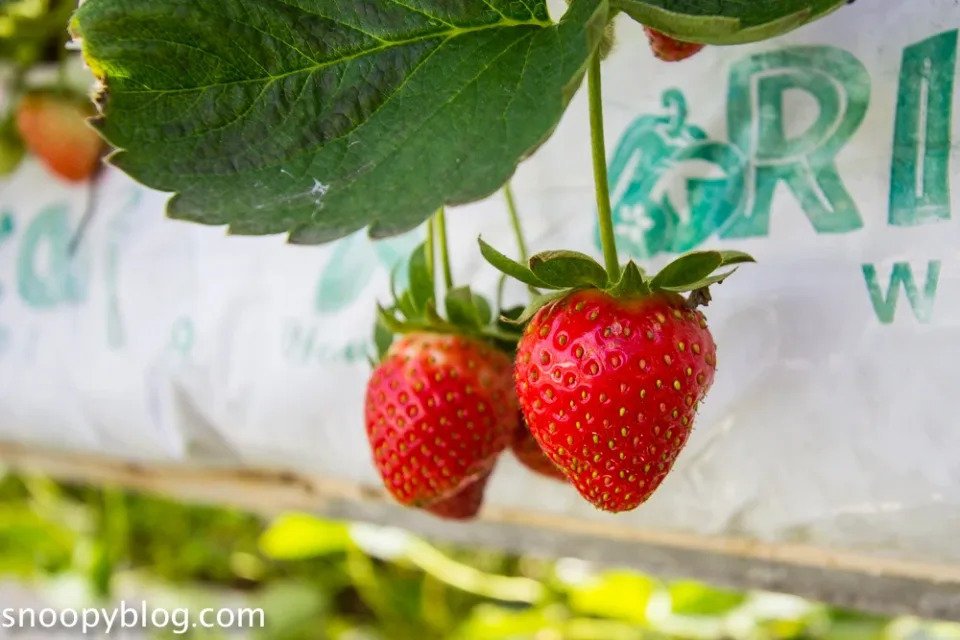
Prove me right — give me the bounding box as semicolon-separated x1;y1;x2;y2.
0;0;103;186
0;468;957;640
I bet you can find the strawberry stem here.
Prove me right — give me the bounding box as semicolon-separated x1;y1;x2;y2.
435;207;454;292
587;52;620;282
67;162;106;256
503;183;528;263
425;216;436;288
503;183;539;299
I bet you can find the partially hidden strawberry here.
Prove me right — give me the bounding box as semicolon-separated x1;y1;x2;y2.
644;27;705;62
479;240;754;513
16;91;104;182
365;332;518;508
516;290;715;512
424;468;493;521
511;416;567;482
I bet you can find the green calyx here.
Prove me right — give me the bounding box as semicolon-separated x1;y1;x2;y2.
479;237;755;324
372;240;523;363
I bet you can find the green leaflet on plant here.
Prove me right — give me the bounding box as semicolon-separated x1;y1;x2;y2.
607;261;649;298
445;286;484;329
373;232;523;364
479;238;552;290
471;292;493;326
372;313;395;362
407;242;434;314
716;250;756;267
649;251;723;290
658;268;738;293
529;250;609;289
611;0;850;45
71;0;609;244
667;580;747;616
482;235;756;321
506;290;569;326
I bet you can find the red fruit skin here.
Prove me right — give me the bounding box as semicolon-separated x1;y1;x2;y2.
644;27;705;62
15;93;103;183
511;417;567;482
515;290;716;513
424;469;492;521
365;333;518;508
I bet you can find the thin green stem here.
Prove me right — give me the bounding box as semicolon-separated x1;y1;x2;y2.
435;207;454;292
503;183;528;263
425;217;436;287
588;52;620;281
56;38;70;94
503;183;539;299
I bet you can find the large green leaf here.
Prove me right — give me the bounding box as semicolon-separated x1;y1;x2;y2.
72;0;608;244
611;0;849;44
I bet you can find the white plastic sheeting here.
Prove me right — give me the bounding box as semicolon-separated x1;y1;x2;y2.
0;0;958;566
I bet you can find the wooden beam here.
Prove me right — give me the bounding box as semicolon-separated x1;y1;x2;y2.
2;441;958;621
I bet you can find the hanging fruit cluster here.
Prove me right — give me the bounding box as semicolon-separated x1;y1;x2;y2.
62;0;862;519
360;24;761;519
364;201;753;519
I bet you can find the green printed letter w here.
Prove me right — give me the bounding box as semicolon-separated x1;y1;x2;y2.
862;261;941;324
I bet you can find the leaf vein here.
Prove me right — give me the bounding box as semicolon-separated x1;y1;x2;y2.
385;0;456;27
112;19;545;97
336;30;538;192
267;0;390;44
500;32;536;123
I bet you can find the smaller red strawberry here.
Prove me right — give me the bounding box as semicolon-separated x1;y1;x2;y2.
16;91;104;183
367;230;523;513
511;417;567;482
424;469;493;520
644;27;705;62
365;332;518;508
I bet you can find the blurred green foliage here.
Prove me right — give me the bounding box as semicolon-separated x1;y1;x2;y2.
0;0;76;68
0;469;956;640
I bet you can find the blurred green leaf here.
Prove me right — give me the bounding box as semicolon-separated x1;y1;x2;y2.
408;242;434;314
564;617;646;640
568;571;655;624
451;603;565;640
259;513;350;560
668;580;746;617
406;539;544;603
0;470;924;640
757;618;814;640
251;580;327;639
445;286;484;330
0;505;75;576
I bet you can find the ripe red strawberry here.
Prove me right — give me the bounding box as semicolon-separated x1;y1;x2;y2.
365;332;518;508
515;290;716;512
16;92;104;183
511;417;567;482
644;27;705;62
424;469;492;520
